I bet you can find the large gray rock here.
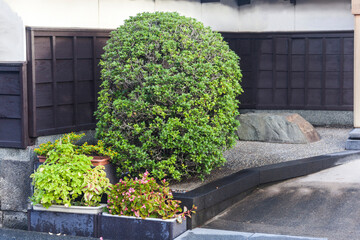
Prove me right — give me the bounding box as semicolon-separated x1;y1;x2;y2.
236;113;320;144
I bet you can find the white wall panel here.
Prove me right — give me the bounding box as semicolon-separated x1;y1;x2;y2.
201;0;239;31
99;0;155;28
295;0;353;31
4;0;99;28
0;0;25;61
155;0;201;20
237;0;295;32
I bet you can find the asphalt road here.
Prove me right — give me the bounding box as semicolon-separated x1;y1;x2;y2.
203;158;360;240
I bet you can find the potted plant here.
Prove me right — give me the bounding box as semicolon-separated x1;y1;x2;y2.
28;142;112;238
34;133;116;166
34;132;84;163
99;171;196;240
76;140;116;166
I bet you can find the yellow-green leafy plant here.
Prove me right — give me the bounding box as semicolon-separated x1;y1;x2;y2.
34;133;116;160
34;133;85;157
30;142;111;208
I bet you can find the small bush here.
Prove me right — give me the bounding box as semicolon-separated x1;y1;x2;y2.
106;172;195;220
96;12;243;181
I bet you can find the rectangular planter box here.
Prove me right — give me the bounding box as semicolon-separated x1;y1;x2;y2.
99;213;187;240
28;204;105;238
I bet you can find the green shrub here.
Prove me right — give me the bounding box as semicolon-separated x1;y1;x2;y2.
96;12;243;181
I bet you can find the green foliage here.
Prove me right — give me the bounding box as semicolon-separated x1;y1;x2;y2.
96;12;243;181
79;141;117;159
83;165;111;206
34;133;84;157
106;172;195;220
30;142;111;208
34;133;116;160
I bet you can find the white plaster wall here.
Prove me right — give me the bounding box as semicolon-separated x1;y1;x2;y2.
295;0;353;31
99;0;155;28
4;0;99;28
0;0;25;61
237;0;295;32
0;0;355;61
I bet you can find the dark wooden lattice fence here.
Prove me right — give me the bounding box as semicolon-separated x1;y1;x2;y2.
0;62;28;148
0;28;354;148
223;31;354;110
26;28;111;138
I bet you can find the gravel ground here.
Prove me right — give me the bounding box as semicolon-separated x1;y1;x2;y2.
170;127;351;191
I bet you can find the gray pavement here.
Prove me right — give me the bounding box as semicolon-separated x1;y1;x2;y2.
203;158;360;240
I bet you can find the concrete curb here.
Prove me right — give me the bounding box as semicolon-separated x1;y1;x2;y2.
0;227;98;240
175;228;327;240
173;150;360;229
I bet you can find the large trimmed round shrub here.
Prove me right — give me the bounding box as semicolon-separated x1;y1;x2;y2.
96;12;243;181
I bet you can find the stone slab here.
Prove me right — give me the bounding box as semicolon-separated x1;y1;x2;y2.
348;128;360;139
236;113;320;144
175;229;326;240
0;160;33;212
345;139;360;150
175;228;252;240
250;233;326;240
2;211;27;230
0;227;98;239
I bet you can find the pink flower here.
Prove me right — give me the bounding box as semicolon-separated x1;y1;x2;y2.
144;170;149;177
134;210;140;217
162;179;166;183
120;211;123;215
129;197;135;202
129;188;135;193
116;196;118;199
124;207;128;211
141;204;146;209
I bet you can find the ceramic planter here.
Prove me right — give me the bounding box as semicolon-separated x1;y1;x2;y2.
99;213;187;240
90;156;110;166
28;204;105;238
37;155;46;163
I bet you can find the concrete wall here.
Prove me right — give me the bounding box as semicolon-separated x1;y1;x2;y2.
0;0;354;61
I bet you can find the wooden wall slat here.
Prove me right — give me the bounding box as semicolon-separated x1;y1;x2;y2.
0;63;28;148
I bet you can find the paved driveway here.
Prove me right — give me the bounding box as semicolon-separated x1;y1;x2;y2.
203;159;360;240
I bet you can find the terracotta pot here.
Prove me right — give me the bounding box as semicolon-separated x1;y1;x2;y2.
37;155;46;163
37;155;110;166
91;156;110;166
